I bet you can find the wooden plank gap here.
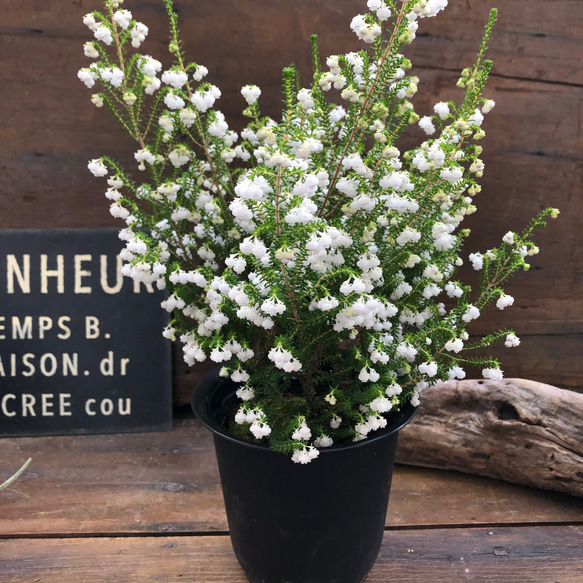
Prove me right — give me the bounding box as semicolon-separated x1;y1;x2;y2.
413;63;583;89
0;530;231;541
0;27;87;40
385;520;583;532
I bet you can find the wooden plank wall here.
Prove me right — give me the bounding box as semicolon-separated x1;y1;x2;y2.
1;0;581;406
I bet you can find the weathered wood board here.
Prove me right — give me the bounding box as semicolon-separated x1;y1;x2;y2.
1;526;583;582
0;0;581;392
1;418;582;537
397;379;583;497
2;413;583;582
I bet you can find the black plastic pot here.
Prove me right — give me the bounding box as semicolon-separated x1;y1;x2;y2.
192;367;416;583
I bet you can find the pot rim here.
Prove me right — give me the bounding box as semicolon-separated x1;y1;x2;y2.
192;367;417;456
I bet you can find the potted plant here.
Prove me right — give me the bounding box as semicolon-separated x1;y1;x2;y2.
77;0;557;581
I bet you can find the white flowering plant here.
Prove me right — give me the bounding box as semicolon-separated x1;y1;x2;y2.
79;0;558;463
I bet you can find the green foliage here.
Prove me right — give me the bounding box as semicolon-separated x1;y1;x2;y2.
79;0;558;462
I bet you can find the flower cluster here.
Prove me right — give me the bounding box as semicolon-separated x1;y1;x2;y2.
80;0;557;462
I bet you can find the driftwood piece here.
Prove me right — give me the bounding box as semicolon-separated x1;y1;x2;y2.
396;379;583;497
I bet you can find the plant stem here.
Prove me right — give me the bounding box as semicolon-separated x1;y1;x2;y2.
318;2;408;217
0;458;32;491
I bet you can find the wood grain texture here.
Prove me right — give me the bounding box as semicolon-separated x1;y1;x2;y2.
0;0;581;392
1;526;583;582
0;419;227;536
2;418;583;537
397;378;583;496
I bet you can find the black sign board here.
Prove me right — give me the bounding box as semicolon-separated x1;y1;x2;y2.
0;229;172;436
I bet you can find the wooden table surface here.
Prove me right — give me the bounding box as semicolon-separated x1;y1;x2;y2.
2;418;583;582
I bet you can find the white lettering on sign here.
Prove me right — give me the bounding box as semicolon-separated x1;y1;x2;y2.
99;351;131;376
0;351;132;378
58;316;72;340
74;254;92;294
0;230;171;435
6;254;30;294
0;394;130;418
1;394;16;417
0;316;74;341
3;254;154;295
40;254;65;294
0;352;79;377
60;393;72;416
12;315;33;339
85;398;132;417
133;278;155;294
100;254;124;294
85;316;100;339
